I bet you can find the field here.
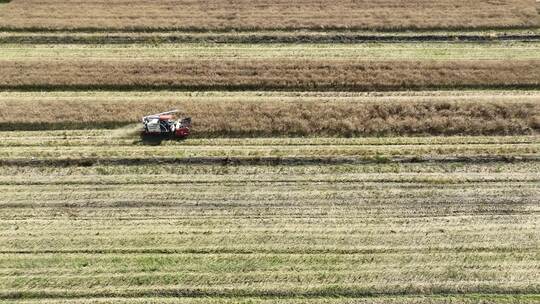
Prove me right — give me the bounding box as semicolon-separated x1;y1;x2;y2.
0;0;537;31
1;133;539;303
0;43;539;91
1;90;539;136
0;0;539;303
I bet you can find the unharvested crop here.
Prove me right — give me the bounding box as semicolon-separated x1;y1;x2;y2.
0;98;538;136
1;59;539;91
0;0;537;32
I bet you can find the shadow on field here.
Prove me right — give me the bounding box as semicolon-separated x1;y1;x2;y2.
110;124;165;146
0;156;536;168
140;137;164;146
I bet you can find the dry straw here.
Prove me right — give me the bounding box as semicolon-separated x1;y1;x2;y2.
0;0;537;31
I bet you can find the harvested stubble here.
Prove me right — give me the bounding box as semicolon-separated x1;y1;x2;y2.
1;97;538;136
0;59;539;91
0;132;536;147
2;43;540;61
1;159;539;178
3;30;540;44
4;297;540;304
0;0;537;31
0;132;538;168
0;160;538;301
1;142;538;159
0;130;538;302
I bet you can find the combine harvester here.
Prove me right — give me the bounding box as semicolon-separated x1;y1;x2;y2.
141;110;191;142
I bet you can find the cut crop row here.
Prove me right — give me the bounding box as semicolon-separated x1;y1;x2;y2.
0;133;536;147
2;180;538;208
1;161;537;178
3;296;540;304
0;142;537;160
1;173;538;298
2;43;540;61
1;171;537;185
7;296;540;304
1;89;538;99
1;152;537;301
2;272;539;297
2;178;538;251
3;30;540;44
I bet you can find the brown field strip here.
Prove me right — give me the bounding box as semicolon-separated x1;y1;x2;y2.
0;60;539;92
1;93;538;136
0;0;537;32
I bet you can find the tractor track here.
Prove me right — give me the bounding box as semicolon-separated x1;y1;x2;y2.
0;156;537;167
1;33;540;44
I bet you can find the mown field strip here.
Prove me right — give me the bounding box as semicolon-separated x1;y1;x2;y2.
1;178;538;198
1;162;537;178
3;183;536;200
0;143;537;160
2;27;540;45
0;133;537;146
0;138;537;148
3;198;538;218
2;28;540;37
2;182;537;198
2;272;539;292
2;211;538;250
2;90;539;99
0;171;538;183
0;140;534;301
4;252;531;275
1;275;539;295
1;43;539;60
1;93;539;103
1;283;538;300
2;219;539;239
3;295;540;304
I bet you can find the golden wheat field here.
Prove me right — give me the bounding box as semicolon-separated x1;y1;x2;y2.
0;1;539;303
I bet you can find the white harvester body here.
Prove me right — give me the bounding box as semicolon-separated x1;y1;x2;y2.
141;109;191;140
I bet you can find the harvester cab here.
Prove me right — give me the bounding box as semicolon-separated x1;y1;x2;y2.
141;110;191;140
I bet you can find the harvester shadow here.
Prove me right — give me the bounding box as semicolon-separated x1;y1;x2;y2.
140;137;164;146
139;136;189;146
